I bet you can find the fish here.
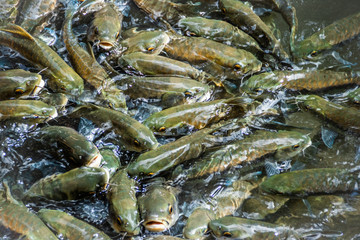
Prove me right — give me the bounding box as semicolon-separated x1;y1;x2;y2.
177;17;263;55
293;11;360;59
0;182;58;240
117;76;212;108
38;209;112;240
87;2;123;50
99;149;120;178
297;94;360;133
164;34;262;76
37;91;69;111
241;70;360;96
107;169;140;235
260;168;359;196
143;97;255;136
15;0;58;34
63;3;126;109
209;216;299;239
69;104;159;152
0;24;84;95
219;0;289;61
0;69;44;100
183;179;257;239
138;178;179;232
24;167;109;201
177;130;311;179
0;99;57;123
36;125;102;167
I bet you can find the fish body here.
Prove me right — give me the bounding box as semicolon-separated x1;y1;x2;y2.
119;76;212;108
107;169;140;235
209;216;298;239
294;11;360;59
219;0;289;61
126;126;221;177
297;94;360;133
70;105;158;152
260;168;358;196
0;99;57;123
38;209;111;240
36;125;102;167
180;130;311;179
0;24;84;95
16;0;57;34
99;149;120;178
177;17;262;54
241;70;360;96
138;179;179;232
0;69;44;100
87;2;122;50
143;97;254;135
164;35;262;76
0;182;58;240
24;167;109;200
183;208;216;239
38;91;69;111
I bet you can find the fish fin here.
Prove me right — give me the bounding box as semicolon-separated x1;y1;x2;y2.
302;198;315;218
0;24;34;41
321;126;338;149
264;161;280;177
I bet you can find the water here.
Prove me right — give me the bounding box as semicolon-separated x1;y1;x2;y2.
1;0;360;239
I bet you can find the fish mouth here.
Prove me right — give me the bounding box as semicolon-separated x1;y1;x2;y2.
31;79;45;96
143;220;169;232
99;41;115;50
88;152;102;168
45;111;58;122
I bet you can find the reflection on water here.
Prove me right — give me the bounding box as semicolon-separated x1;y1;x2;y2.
1;0;360;239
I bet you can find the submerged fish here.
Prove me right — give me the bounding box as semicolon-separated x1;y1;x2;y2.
38;209;111;240
24;167;109;201
260;168;360;196
209;216;298;239
36;125;102;167
0;24;84;95
0;69;44;100
107;169;140;235
138;178;179;232
293;11;360;59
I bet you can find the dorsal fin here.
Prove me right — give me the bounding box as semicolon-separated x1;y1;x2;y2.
0;24;34;41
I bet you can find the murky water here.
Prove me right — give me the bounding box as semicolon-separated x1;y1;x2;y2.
1;0;360;239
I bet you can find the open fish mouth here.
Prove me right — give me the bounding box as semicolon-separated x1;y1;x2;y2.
143;220;169;232
88;152;103;168
99;41;115;50
31;79;45;96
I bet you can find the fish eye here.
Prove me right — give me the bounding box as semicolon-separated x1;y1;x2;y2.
293;144;300;149
253;88;263;94
222;8;226;13
60;85;66;91
14;88;25;94
233;64;242;71
310;50;318;57
184;91;193;96
117;216;123;225
158;126;166;132
223;232;232;238
115;32;120;39
168;205;173;214
148;172;154;176
134;139;141;147
42;110;48;114
94;27;99;35
147;47;155;52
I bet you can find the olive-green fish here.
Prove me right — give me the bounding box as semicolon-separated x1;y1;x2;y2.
0;69;44;100
143;97;254;136
177;17;262;55
0;24;84;95
99;149;120;178
70;105;158;152
219;0;289;61
36;125;102;167
38;209;111;240
38;90;68;111
138;178;179;232
15;0;57;34
209;216;299;239
297;94;360;133
241;70;360;96
260;168;359;196
164;35;262;76
177;130;311;179
0;182;58;240
87;2;122;50
24;167;109;201
118;76;212;108
0;99;57;123
107;169;140;235
293;11;360;59
183;179;257;239
63;4;126;109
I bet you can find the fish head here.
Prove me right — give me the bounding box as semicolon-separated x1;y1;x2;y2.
109;199;141;235
183;208;215;239
292;39;323;60
208;217;252;239
178;17;207;37
273;131;312;160
138;185;179;232
240;72;281;97
122;31;170;55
